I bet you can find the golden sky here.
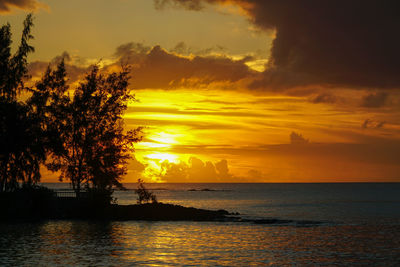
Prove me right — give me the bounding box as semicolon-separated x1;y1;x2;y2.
2;0;400;182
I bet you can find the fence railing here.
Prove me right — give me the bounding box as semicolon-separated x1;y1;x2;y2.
54;189;88;198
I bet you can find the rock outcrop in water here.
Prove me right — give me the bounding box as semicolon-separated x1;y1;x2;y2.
107;203;232;221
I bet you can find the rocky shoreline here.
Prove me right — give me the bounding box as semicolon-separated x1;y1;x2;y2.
0;191;237;222
106;203;235;221
0;190;324;226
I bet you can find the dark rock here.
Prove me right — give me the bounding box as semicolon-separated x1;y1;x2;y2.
0;191;235;222
107;203;230;221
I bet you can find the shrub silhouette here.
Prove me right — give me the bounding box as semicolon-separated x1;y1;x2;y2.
135;179;157;204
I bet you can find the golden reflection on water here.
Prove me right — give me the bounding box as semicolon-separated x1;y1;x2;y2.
1;221;399;266
36;221;126;265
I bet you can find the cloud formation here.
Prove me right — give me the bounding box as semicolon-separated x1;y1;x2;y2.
156;0;400;89
309;93;338;104
0;0;46;13
290;132;309;145
159;157;233;182
28;43;256;91
112;43;255;89
158;139;400;181
170;41;226;56
361;92;388;108
28;51;89;85
361;119;386;129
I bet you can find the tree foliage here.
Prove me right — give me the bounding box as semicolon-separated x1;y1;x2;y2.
32;63;142;194
0;99;45;192
0;14;34;101
0;14;45;192
1;15;142;198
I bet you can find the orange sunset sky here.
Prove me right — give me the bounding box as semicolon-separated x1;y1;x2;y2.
1;0;400;183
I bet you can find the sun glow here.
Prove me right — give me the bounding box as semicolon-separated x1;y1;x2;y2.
146;152;179;163
135;131;181;178
150;132;178;145
136;131;182;150
141;152;181;182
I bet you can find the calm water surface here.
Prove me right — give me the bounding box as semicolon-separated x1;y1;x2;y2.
1;183;400;266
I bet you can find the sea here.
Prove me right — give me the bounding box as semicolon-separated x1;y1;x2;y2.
1;183;400;266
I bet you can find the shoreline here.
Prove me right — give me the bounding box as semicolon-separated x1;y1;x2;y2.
0;190;237;222
0;187;325;226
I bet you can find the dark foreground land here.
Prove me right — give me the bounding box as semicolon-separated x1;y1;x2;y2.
0;187;234;222
0;187;324;226
110;203;232;221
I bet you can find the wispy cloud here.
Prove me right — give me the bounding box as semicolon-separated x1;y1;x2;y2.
0;0;47;13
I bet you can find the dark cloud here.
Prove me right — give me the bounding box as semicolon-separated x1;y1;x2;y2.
310;93;337;104
28;43;254;90
376;121;386;129
114;42;150;57
171;41;188;54
290;131;309;145
156;0;400;89
361;119;386;129
170;41;227;56
154;0;204;11
361;119;370;129
51;51;72;64
113;44;255;89
361;92;388;108
0;0;45;13
28;52;88;84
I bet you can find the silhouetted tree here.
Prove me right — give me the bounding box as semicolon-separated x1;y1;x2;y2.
1;15;142;198
0;14;34;101
0;15;45;192
28;61;70;162
75;67;142;192
35;64;142;196
0;100;45;192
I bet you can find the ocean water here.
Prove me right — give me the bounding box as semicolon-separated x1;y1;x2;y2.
1;183;400;266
